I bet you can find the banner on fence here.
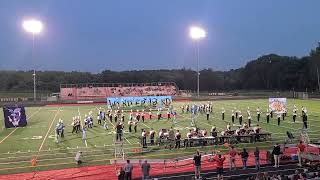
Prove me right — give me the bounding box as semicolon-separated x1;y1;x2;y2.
3;106;27;128
107;96;172;107
268;98;287;113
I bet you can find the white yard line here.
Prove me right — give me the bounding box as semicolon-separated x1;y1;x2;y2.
123;137;132;145
38;107;60;152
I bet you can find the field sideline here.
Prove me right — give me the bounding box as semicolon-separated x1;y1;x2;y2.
0;98;319;175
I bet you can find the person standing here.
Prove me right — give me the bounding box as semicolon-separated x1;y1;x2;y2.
75;151;82;165
229;146;237;170
254;147;260;170
239;112;243;125
117;167;125;180
141;110;145;123
175;130;181;148
256;107;261;122
206;110;210;121
141;160;150;180
272;143;281;168
297;141;306;167
193;150;201;179
277;112;281;126
149;128;155;145
248;114;252;127
133;120;138;133
215;154;226;180
231;110;235;124
124;160;133;180
221;107;225;120
240;148;249;170
293;107;297;123
141;130;147;148
148;109;152;120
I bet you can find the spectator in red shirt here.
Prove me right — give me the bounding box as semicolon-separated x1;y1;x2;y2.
297;140;306;167
228;146;237;170
215;154;226;180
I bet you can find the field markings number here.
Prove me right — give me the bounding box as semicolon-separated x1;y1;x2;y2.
0;107;42;145
38;107;60;152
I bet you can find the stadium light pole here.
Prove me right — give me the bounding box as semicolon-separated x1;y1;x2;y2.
189;26;206;97
22;19;43;101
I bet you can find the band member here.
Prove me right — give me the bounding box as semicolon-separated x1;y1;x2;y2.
185;129;193;147
97;111;102;125
114;113;118;123
239;111;243;125
256;107;261;122
211;126;218;137
235;107;238;119
141;110;145;123
293;105;297;123
136;110;140;121
221;108;225;120
270;110;273;118
134;120;138;133
266;109;270;123
277;112;281;126
128;119;133;133
226;123;231;131
121;113;125;122
254;124;261;141
206;110;210;121
253;124;261;134
56;119;65;138
141;130;147;148
243;122;249;130
129;110;133;121
302;111;308;129
167;109;171;120
109;112;113;123
282;110;285;121
116;122;123;141
72;117;77;134
149;128;155;145
248;114;252;127
231;110;235;124
157;110;161;120
149;109;152;120
175;130;181;148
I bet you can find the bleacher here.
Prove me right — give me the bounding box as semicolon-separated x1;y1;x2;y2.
59;82;178;100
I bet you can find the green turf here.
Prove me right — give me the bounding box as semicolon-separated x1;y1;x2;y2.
0;99;319;175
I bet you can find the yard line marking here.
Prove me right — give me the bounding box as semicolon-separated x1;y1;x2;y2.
124;137;132;145
0;107;42;145
0;129;18;144
38;107;60;152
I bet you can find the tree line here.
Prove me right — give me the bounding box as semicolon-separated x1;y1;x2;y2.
1;43;320;93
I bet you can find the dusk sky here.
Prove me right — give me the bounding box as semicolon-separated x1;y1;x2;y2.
0;0;320;72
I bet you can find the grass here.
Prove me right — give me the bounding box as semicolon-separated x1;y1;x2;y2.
0;98;319;175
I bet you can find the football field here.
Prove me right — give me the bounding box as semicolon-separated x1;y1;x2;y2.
0;99;319;174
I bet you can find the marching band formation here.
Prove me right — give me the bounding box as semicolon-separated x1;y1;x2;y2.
53;102;308;148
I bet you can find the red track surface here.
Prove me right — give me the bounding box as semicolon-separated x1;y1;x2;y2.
1;147;318;180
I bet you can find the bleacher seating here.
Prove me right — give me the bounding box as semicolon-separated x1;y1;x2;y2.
60;82;178;100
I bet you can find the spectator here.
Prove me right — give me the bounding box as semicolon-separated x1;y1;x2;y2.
291;170;299;180
124;160;133;180
141;160;150;180
215;154;225;180
75;151;82;165
297;140;306;167
193;150;202;179
229;146;237;170
272;143;281;168
240;148;249;170
254;147;260;170
117;167;125;180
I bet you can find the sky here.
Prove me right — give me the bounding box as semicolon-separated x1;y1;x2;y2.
0;0;320;73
